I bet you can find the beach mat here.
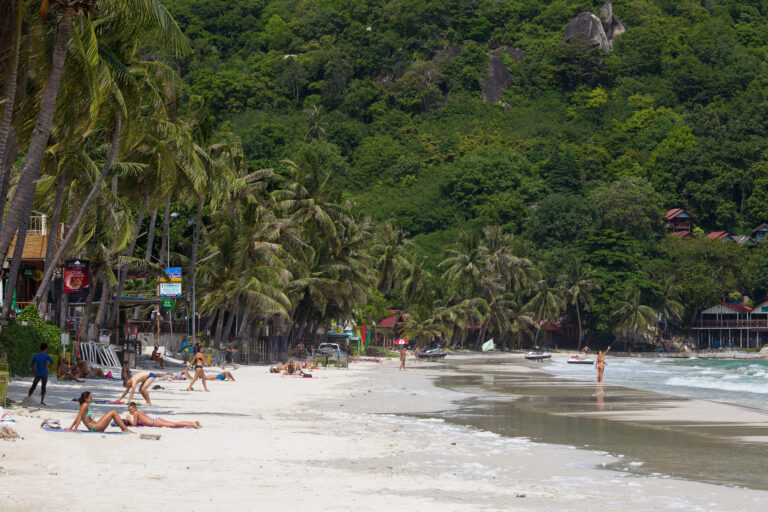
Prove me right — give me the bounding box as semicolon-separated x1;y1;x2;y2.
71;399;144;405
44;427;127;435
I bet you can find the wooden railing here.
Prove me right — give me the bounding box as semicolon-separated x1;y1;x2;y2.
693;319;768;328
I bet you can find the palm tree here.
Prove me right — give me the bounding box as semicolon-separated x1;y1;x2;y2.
561;262;601;348
0;0;188;267
612;288;657;346
525;279;565;346
656;275;684;340
401;258;429;308
403;306;445;347
370;221;410;293
440;230;486;296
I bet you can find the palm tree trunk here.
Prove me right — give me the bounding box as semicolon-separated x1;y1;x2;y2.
0;126;17;230
222;293;240;342
0;0;22;205
213;306;226;347
238;296;254;339
38;170;68;318
94;279;111;333
0;8;74;265
111;191;147;327
33;110;122;304
134;206;158;320
1;216;28;319
158;193;170;267
78;276;98;341
59;289;68;330
576;304;583;349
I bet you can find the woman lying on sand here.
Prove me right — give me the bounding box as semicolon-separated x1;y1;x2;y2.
269;361;310;375
69;392;134;433
124;402;201;429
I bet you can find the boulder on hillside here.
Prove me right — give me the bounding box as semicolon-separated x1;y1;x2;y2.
481;46;525;104
565;12;611;51
565;1;626;52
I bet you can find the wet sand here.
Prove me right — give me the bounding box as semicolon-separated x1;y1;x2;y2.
427;355;768;490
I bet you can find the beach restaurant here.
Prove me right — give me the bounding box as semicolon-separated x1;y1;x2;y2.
692;302;768;349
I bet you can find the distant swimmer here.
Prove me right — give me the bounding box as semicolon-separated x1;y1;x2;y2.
596;345;612;383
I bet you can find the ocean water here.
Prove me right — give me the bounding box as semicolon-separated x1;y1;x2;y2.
545;357;768;409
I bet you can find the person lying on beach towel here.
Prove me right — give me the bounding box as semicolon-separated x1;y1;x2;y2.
70;392;134;433
75;360;110;379
124;402;201;429
269;361;309;375
118;371;156;406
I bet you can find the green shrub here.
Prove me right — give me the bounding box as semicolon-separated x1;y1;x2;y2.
0;305;63;377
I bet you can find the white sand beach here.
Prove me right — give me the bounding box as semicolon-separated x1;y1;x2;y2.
2;356;768;511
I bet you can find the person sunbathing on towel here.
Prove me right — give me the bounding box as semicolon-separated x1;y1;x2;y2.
70;391;134;433
204;370;235;381
124;402;201;429
118;371;156;406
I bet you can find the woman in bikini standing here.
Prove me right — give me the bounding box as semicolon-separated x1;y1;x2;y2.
69;391;134;433
186;347;210;391
596;345;612;383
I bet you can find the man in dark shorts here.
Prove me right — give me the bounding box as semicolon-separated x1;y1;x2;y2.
222;341;238;370
28;343;54;405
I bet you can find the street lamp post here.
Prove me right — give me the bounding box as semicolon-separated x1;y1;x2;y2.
190;250;219;347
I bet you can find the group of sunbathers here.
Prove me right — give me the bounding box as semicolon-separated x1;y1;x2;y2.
58;359;113;382
69;391;201;433
268;360;314;375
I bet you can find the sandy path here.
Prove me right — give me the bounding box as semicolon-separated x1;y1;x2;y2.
1;357;767;511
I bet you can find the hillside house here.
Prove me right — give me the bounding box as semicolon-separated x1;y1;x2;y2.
692;302;768;348
706;231;733;242
753;223;768;242
664;208;692;234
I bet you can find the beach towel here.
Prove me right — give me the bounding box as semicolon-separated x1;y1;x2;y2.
44;427;127;435
71;399;144;406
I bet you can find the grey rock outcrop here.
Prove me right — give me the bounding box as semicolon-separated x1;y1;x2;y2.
481;46;524;104
565;1;625;52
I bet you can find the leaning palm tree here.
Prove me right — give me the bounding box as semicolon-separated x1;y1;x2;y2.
612;288;657;346
561;262;601;349
0;0;188;266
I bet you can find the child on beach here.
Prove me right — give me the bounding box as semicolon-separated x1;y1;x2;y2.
28;343;54;405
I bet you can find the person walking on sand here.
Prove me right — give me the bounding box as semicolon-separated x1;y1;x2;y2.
399;347;407;372
28;343;54;405
187;348;210;392
124;402;201;429
596;345;612;383
70;391;134;433
222;341;238;370
118;371;156;405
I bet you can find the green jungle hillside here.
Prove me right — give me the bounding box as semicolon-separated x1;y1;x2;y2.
160;0;768;340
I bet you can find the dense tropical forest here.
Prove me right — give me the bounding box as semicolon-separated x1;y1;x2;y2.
3;0;768;356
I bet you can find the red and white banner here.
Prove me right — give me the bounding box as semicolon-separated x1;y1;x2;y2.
63;259;90;294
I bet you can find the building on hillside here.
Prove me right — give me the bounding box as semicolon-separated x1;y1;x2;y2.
692;302;768;348
667;230;694;239
376;310;407;349
752;223;768;243
664;208;692;233
3;215;64;315
706;231;733;242
731;235;754;246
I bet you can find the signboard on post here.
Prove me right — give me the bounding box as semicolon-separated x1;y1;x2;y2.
158;267;182;297
63;260;90;294
159;283;182;297
160;298;175;311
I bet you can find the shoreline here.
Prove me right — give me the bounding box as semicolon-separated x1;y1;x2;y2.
0;356;767;510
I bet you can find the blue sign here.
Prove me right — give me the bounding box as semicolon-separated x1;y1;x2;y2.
162;267;182;282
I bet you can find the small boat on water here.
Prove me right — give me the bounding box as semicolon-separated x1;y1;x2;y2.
525;351;551;361
567;355;595;365
416;349;447;360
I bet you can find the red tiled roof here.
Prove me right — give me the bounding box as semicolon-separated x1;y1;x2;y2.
668;231;693;238
664;208;685;220
707;231;730;240
378;311;406;328
721;302;752;313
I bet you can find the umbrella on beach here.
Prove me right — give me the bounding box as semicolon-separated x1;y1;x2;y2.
395;339;408;345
